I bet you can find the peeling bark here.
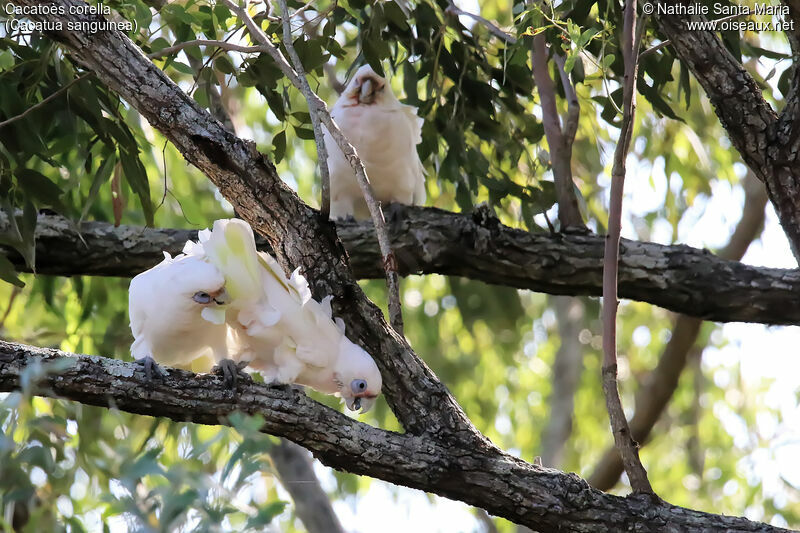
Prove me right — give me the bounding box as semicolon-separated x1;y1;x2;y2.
4;210;800;326
0;341;790;533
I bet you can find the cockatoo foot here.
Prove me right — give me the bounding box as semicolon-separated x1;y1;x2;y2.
136;356;166;385
384;202;405;224
213;359;251;390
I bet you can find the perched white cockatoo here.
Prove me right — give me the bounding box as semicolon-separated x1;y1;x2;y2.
196;218;383;412
128;251;231;381
324;64;426;219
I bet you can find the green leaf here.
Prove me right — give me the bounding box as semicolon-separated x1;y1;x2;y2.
272;130;286;163
0;252;24;287
245;502;287;528
80;151;117;222
119;147;154;226
293;125;315;140
15;169;65;213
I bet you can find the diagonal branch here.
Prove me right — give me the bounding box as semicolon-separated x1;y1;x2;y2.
276;0;331;220
601;0;652;495
6;209;800;326
9;0;468;440
0;341;791;533
653;2;800;263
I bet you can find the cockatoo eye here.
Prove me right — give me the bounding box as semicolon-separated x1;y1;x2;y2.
351;379;367;394
192;291;212;304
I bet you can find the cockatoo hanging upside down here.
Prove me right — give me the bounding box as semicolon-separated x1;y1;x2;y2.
324;64;426;219
127;219;382;412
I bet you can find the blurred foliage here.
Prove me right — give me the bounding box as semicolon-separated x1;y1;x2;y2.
1;0;799;530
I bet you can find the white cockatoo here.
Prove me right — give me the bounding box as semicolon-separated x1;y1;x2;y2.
196;218;383;412
324;64;426;219
128;251;231;381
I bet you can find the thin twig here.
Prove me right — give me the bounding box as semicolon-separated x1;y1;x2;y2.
0;286;21;330
147;38;267;59
444;1;517;44
601;0;653;495
0;72;92;129
220;0;404;334
277;0;331;220
553;52;579;145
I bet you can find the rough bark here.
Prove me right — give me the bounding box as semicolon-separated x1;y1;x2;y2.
589;174;769;490
0;341;790;533
654;4;800;262
8;0;476;443
5;210;800;326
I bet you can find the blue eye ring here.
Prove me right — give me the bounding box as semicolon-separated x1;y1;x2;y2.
193;291;212;304
351;379;367;394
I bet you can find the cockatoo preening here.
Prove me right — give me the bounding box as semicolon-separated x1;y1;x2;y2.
324;64;426;219
128;252;231;382
197;219;383;412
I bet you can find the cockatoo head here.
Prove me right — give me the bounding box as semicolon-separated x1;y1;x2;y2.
334;336;382;413
173;255;230;323
342;64;396;107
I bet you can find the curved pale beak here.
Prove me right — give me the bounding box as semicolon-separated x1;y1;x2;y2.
359;78;375;104
212;288;230;305
346;395;377;413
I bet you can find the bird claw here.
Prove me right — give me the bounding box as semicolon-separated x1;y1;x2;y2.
213;359;251;390
136;356;166;385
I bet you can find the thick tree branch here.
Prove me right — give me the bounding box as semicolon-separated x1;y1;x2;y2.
589;173;769;491
9;0;472;442
654;4;800;262
0;341;790;533
5;209;800;326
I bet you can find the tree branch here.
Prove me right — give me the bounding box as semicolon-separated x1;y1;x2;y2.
9;0;474;441
531;19;585;230
601;0;652;495
5;209;800;326
268;440;345;533
589;172;769;490
276;0;330;220
146;39;267;59
540;296;585;468
0;341;790;533
653;3;800;263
